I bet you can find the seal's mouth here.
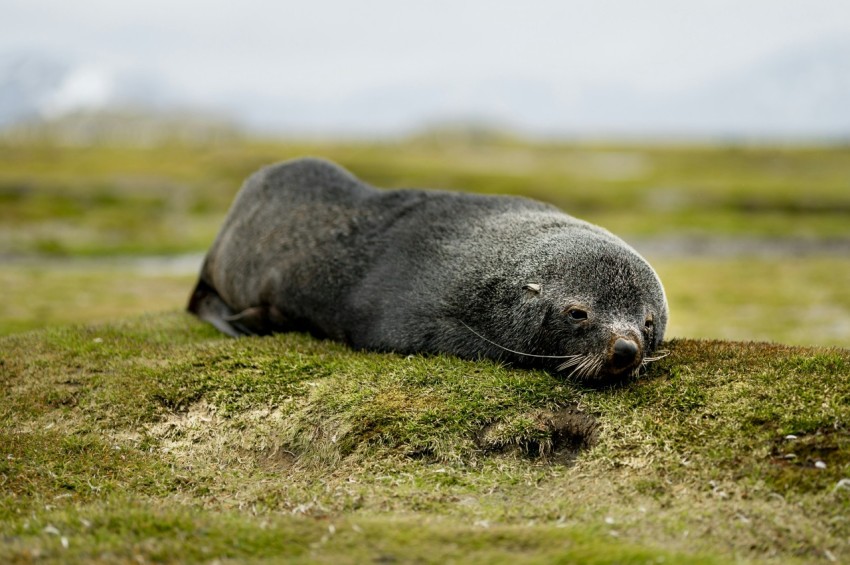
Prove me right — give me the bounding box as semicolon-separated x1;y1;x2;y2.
556;335;646;381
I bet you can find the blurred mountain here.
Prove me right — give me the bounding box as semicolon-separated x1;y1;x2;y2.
0;53;166;123
0;53;66;126
1;38;849;140
0;53;240;145
3;108;242;146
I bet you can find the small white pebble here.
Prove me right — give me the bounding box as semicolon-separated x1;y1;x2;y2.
824;549;837;562
785;434;797;440
93;337;103;343
833;478;850;492
815;460;827;469
474;520;490;529
43;525;60;536
783;453;797;459
328;524;336;535
61;537;69;549
604;516;615;525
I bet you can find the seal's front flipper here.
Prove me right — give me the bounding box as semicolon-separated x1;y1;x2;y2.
187;279;243;337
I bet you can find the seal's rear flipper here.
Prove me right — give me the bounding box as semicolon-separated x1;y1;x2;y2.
188;280;288;337
223;306;278;336
187;279;243;337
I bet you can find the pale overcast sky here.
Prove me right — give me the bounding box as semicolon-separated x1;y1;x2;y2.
3;0;850;136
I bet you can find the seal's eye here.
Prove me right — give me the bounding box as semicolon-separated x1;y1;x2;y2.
566;308;588;322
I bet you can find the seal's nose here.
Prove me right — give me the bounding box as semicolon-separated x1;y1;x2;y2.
612;338;640;368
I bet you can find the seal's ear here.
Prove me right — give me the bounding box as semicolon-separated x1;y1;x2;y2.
523;283;541;294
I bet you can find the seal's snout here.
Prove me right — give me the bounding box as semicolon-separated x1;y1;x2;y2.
611;337;640;370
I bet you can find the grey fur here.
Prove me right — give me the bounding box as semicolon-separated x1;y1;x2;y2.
188;157;668;382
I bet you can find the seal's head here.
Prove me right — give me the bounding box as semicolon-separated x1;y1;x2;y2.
519;235;668;383
456;227;669;384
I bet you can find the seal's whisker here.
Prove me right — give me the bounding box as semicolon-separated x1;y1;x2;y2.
459;320;581;361
575;359;589;379
556;356;585;371
559;357;583;366
574;354;599;380
635;350;670;376
588;354;605;379
578;356;592;379
564;356;589;378
570;355;588;377
642;350;670;363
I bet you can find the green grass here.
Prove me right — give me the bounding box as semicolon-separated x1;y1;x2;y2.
1;313;848;562
0;260;197;336
651;256;850;347
2;139;849;255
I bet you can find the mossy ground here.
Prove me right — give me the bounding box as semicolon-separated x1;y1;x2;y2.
2;313;848;563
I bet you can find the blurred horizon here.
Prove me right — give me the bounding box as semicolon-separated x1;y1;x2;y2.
3;0;850;141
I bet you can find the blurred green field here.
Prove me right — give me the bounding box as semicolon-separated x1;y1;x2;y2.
2;137;850;255
1;134;849;346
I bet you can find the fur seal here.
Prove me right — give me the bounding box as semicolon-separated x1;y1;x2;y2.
188;157;668;382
